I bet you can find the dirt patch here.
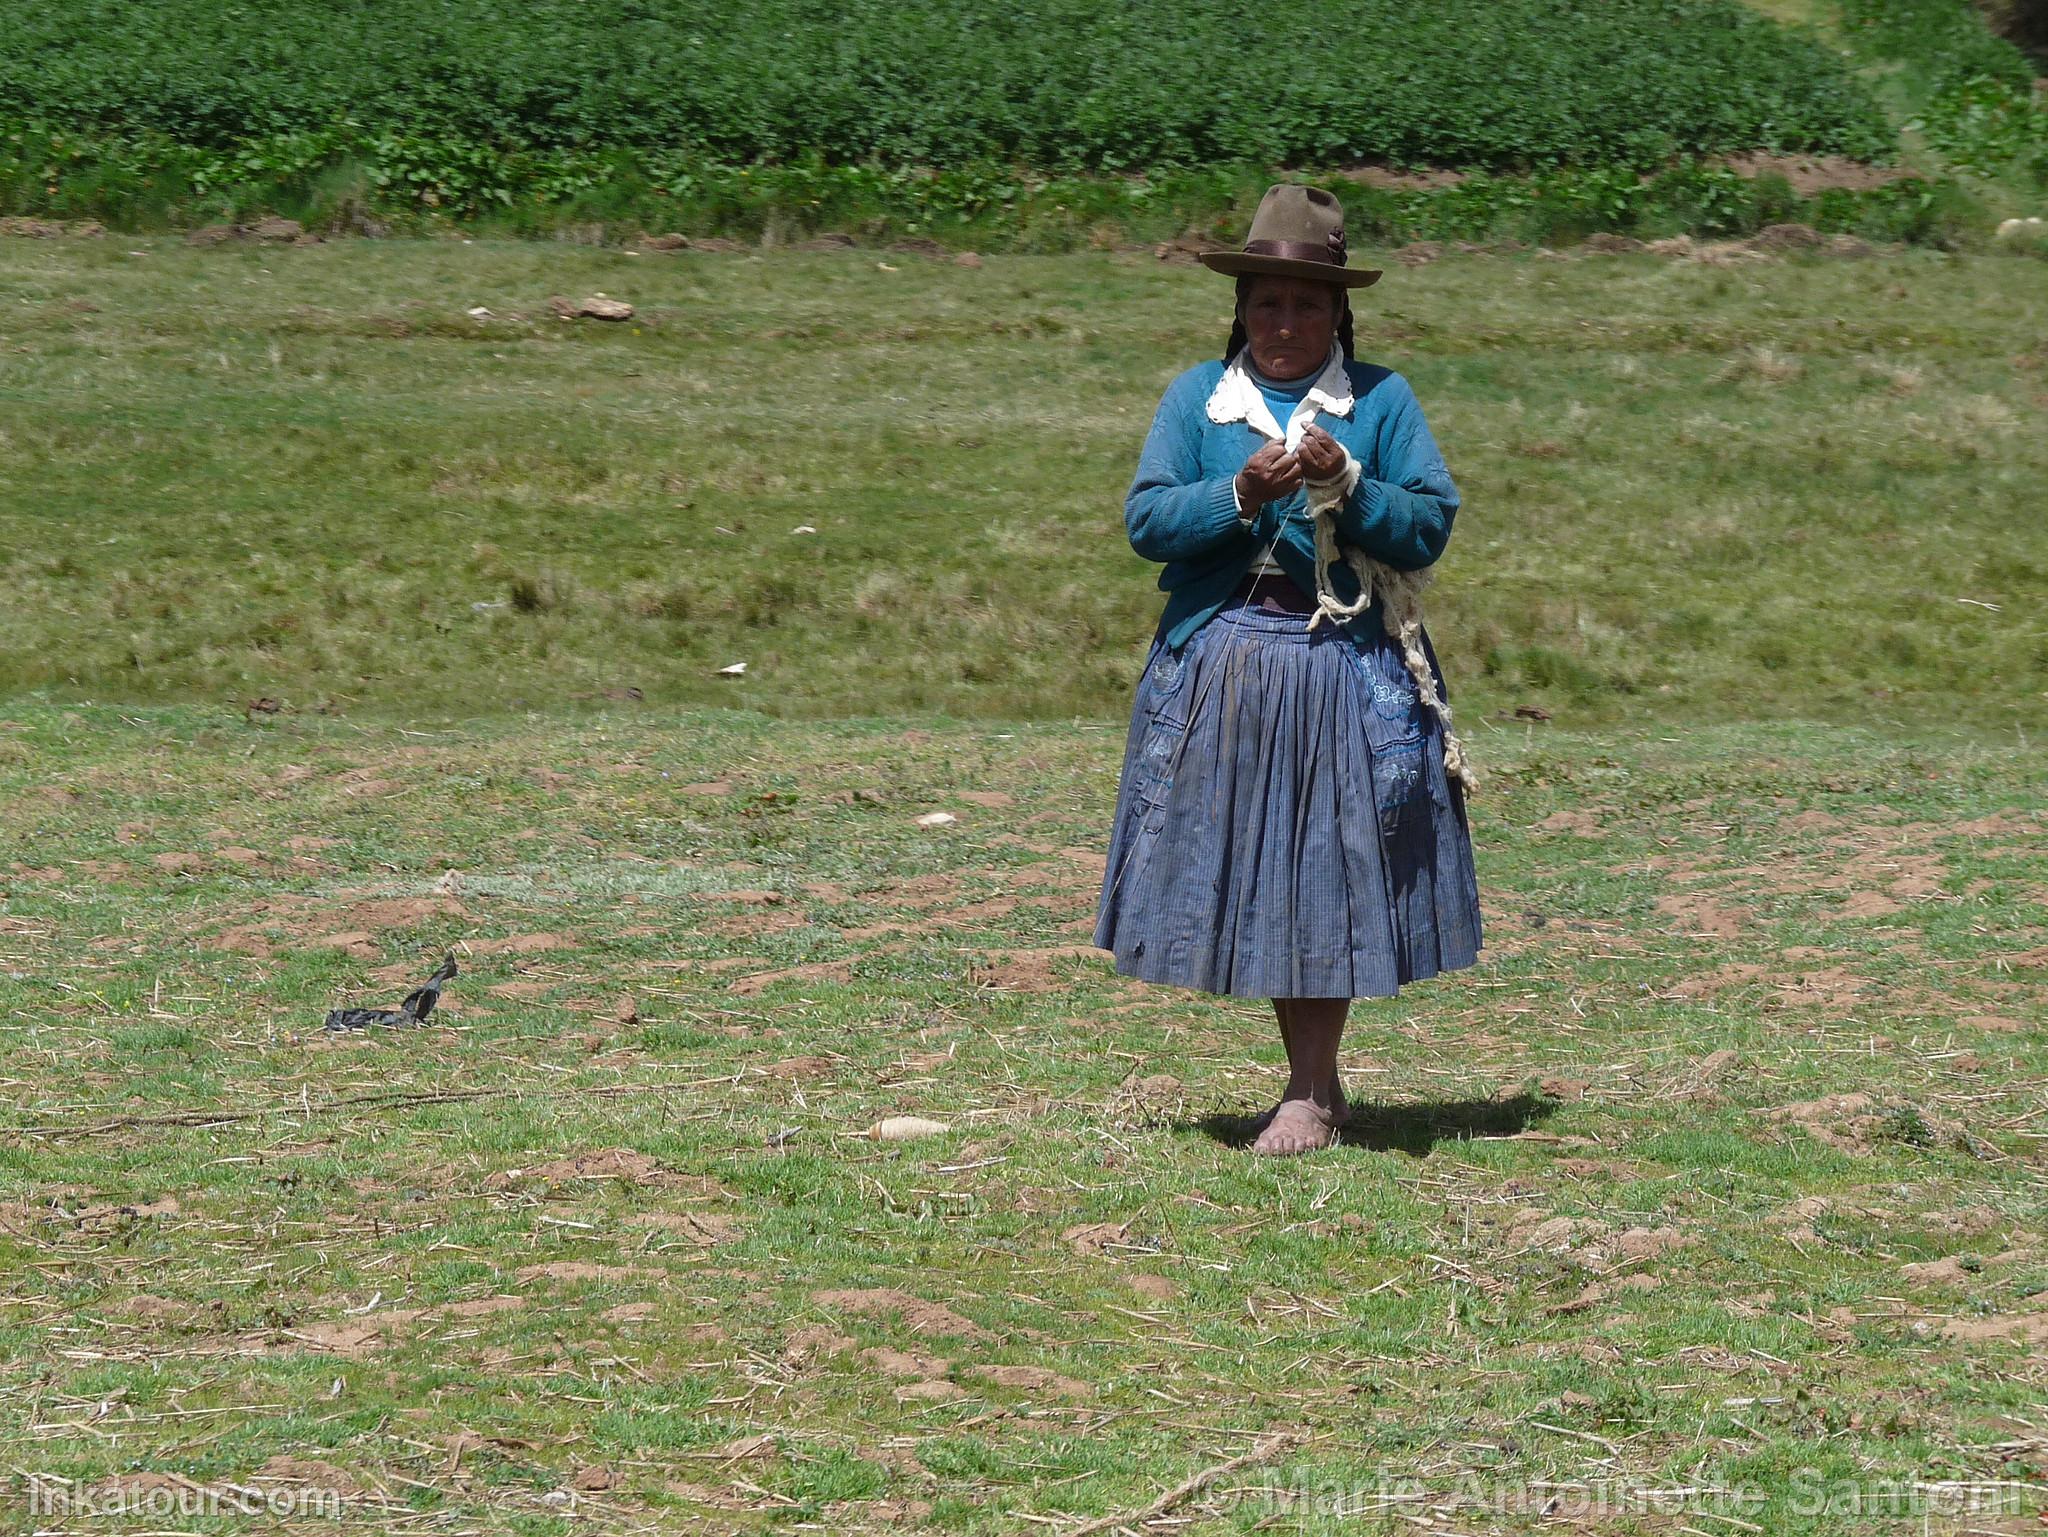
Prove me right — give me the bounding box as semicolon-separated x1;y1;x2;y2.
1936;1312;2048;1344
1612;1225;1688;1262
1899;1256;1975;1286
861;1345;953;1379
273;1315;408;1357
73;1196;181;1230
810;1287;994;1341
1061;1221;1133;1256
486;1147;718;1190
706;907;810;938
1337;165;1468;191
117;1293;199;1322
1768;966;1873;1015
1711;152;1913;195
967;1364;1092;1398
326;896;469;931
1654;967;1769;1004
512;1261;665;1283
783;1323;856;1366
729;960;854;995
486;979;551;1000
628;1210;743;1245
1652;893;1746;938
209;926;277;957
895;1379;969;1402
1532;809;1607;836
245;1456;368;1497
1945;809;2040;839
466;933;571;955
968;945;1107;992
1758;1093;1986;1157
760;1055;835;1079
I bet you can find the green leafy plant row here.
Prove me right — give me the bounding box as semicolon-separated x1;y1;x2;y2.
0;122;1981;248
0;0;1893;175
0;128;1975;248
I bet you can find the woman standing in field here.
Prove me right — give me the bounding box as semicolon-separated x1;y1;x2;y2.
1094;183;1483;1156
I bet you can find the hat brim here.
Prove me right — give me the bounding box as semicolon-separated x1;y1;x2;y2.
1199;251;1383;287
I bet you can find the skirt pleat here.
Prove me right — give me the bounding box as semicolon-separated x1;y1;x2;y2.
1093;603;1483;999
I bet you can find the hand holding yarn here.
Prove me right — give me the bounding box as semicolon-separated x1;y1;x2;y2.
1235;440;1303;510
1296;424;1348;482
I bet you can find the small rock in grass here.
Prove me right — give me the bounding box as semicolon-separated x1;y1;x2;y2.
868;1115;951;1141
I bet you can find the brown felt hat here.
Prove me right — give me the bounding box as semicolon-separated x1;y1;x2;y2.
1199;183;1382;287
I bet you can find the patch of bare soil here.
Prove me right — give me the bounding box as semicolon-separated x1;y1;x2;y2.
1651;892;1746;938
117;1293;199;1323
465;933;572;954
895;1379;969;1402
861;1345;953;1379
809;1287;994;1341
71;1196;181;1231
1757;1093;1987;1157
967;1363;1092;1398
1935;1313;2048;1344
968;945;1108;992
728;960;854;995
759;1054;835;1079
245;1455;370;1497
627;1210;743;1245
706;906;810;938
327;896;469;931
485;1147;724;1192
486;979;550;1000
782;1323;856;1367
1336;165;1468;191
512;1261;665;1283
1061;1221;1132;1257
0;216;107;238
1654;967;1769;1004
1711;152;1913;195
1532;809;1608;836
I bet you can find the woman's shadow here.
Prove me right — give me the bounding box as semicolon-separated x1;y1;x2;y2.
1197;1090;1560;1155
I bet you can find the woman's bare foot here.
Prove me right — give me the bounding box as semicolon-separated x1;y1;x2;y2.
1252;1078;1350;1134
1250;1098;1341;1156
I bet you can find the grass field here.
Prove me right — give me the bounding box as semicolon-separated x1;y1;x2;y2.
1;230;2045;1533
1;708;2043;1532
2;230;2045;731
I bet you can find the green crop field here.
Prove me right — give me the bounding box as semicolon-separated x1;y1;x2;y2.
6;0;2045;246
2;0;1889;172
1;228;2045;1533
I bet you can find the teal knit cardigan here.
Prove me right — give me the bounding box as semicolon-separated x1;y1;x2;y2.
1124;356;1461;653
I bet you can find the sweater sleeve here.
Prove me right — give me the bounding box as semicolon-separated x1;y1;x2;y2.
1327;376;1460;571
1124;373;1250;565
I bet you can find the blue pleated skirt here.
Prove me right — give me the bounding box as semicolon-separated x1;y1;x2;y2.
1093;602;1484;999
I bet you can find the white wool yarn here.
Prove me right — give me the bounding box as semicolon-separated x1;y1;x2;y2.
1302;480;1481;796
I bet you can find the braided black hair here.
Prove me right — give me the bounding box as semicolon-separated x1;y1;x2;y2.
1223;274;1354;364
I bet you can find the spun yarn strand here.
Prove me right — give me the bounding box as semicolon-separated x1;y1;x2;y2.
1301;482;1481;796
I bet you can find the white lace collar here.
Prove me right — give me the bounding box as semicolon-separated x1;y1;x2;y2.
1205;343;1354;447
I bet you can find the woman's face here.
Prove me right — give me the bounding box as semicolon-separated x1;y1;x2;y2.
1242;275;1340;379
